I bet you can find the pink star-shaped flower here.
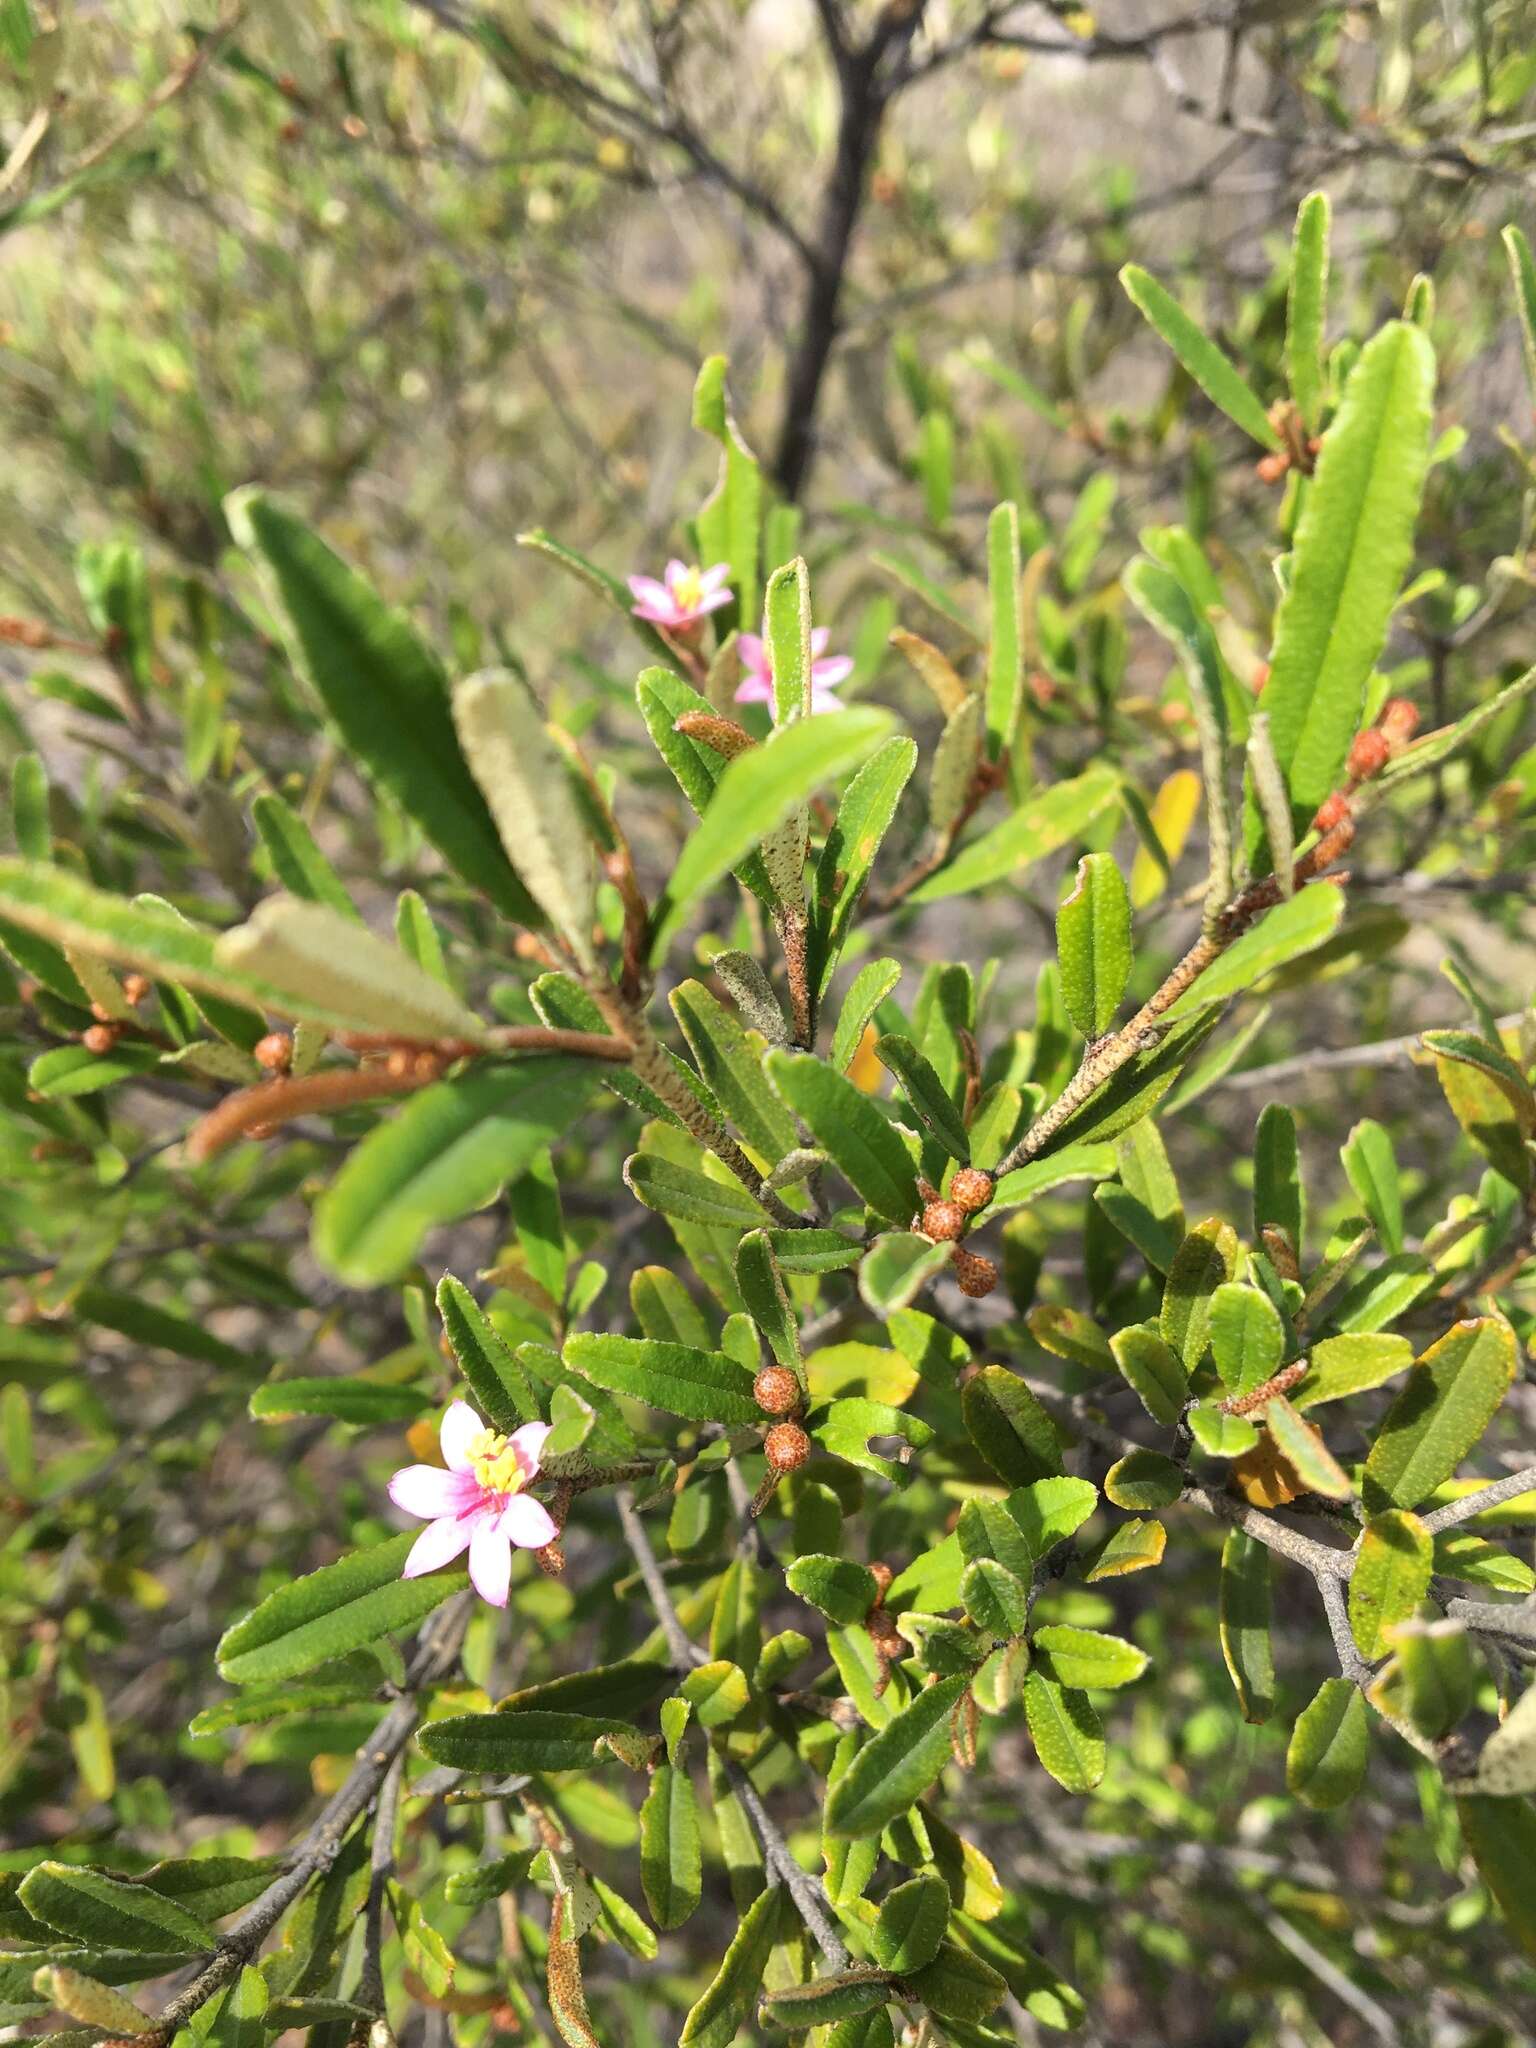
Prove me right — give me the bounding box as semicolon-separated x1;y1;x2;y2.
387;1399;557;1607
734;629;852;715
627;559;732;630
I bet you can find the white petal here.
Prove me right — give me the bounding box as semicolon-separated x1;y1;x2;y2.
403;1515;473;1578
510;1421;553;1476
502;1493;559;1549
388;1465;467;1520
468;1522;513;1606
439;1399;483;1471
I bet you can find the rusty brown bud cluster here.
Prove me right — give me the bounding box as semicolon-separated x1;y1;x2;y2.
764;1421;810;1474
953;1248;999;1299
1347;727;1390;782
921;1199;965;1243
254;1032;294;1074
947;1166;994;1215
81;1023;119;1055
753;1365;800;1417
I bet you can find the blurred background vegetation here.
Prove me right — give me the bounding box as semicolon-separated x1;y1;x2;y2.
4;4;1536;2043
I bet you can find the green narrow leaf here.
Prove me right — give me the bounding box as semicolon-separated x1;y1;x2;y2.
251;793;360;921
824;1675;968;1837
18;1865;211;1958
907;765;1120;903
624;1151;769;1229
670;979;797;1163
1363;1317;1517;1511
1163;886;1346;1019
1503;224;1536;422
1348;1510;1433;1659
437;1275;540;1430
1023;1673;1104;1792
1242;322;1436;858
1456;1796;1536;1959
811;737;918;993
1219;1528;1274;1722
763;556;812;726
1056;852;1132;1039
418;1710;640;1773
875;1033;970;1162
694;355;762;635
227;490;539;924
652;708;895;955
1120;263;1281;449
217;1533;466;1684
961;1366;1062;1485
766;1049;919;1221
1286;1678;1369;1809
679;1886;788;2048
640;1763;703;1930
1253;1102;1304;1259
1206;1282;1284;1398
984;501;1022;760
1286;191;1331;434
563;1333;760;1425
735;1230;801;1374
1342;1118;1405;1254
832;957;902;1073
313;1061;597;1285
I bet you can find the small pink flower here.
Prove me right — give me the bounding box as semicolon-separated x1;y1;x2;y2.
388;1399;558;1608
734;629;852;716
628;559;732;631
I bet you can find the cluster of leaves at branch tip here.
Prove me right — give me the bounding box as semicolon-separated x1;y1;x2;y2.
7;157;1536;2048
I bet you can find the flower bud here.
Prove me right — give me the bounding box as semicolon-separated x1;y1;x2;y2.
254;1032;293;1073
1255;453;1288;484
1347;728;1390;782
921;1199;965;1243
81;1024;118;1055
947;1166;994;1215
953;1248;998;1299
764;1421;810;1474
1378;697;1420;752
753;1365;800;1417
1310;791;1351;835
122;973;150;1005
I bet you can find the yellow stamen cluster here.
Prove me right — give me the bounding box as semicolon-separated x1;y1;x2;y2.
467;1426;527;1497
671;566;704;612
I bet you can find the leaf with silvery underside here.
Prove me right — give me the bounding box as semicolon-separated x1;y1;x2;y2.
227;490;539;925
216;1532;467;1684
312;1060;597;1285
811;736;918;995
217;896;489;1043
891;626;969;715
652;708;895;956
452;669;597;965
564;1333;760;1426
1363;1317;1517;1512
929;694;985;840
907;764;1120;902
1241;322;1435;858
1120;264;1282;450
709;949;788;1045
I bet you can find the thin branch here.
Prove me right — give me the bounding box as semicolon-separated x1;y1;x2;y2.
1421;1467;1536;1535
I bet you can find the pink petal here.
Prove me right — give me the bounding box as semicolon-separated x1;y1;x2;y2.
388;1464;471;1520
699;563;732;593
736;632;767;670
502;1493;560;1549
697;588;734;617
468;1522;513;1606
632;600;673;624
733;673;773;706
439;1399;484;1472
664;558;689;587
810;627;831;656
628;575;671;608
811;655;854;689
403;1514;474;1578
510;1421;552;1477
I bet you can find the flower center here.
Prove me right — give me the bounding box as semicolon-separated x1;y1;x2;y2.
466;1426;526;1497
671;565;704;612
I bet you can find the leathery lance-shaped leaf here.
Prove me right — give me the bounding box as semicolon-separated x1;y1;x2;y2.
1456;1796;1536;1960
641;1762;702;1930
216;896;488;1043
0;858;409;1034
1286;1678;1369;1809
1349;1510;1433;1659
929;693;984;839
1363;1317;1517;1511
1024;1673;1105;1792
1242;321;1436;857
693;354;761;635
766;1049;920;1221
1042;1007;1222;1154
1374;1618;1477;1741
1466;1676;1536;1797
987;1142;1118;1214
563;1333;760;1425
1219;1528;1274;1722
985;500;1023;759
811;735;918;993
1207;1281;1284;1398
764;555;813;726
651;706;895;954
1056;852;1131;1040
670;979;797;1163
679;1885;788;2047
35;1965;155;2033
961;1367;1062;1485
217;1532;467;1683
1161;1218;1239;1370
635;666;775;907
226;490;539;924
1111;1324;1188;1424
1120;263;1282;450
18;1864;214;1956
418;1710;642;1773
1163;885;1346;1020
961;1558;1030;1638
1296;1332;1413;1408
1032;1626;1148;1690
250;792;360;921
248;1377;432;1426
873;1873;950;1974
860;1227;955;1313
1504;225;1536;418
312;1060;597;1285
907;763;1120;902
875;1033;970;1161
735;1230;801;1375
1254;1100;1305;1255
1422;1028;1536;1132
1433;1050;1533;1193
824;1675;969;1837
451;670;597;965
958;1498;1035;1586
786;1554;879;1626
904;1941;1009;2024
1286;191;1331;434
437;1275;540;1431
623;1151;769;1229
